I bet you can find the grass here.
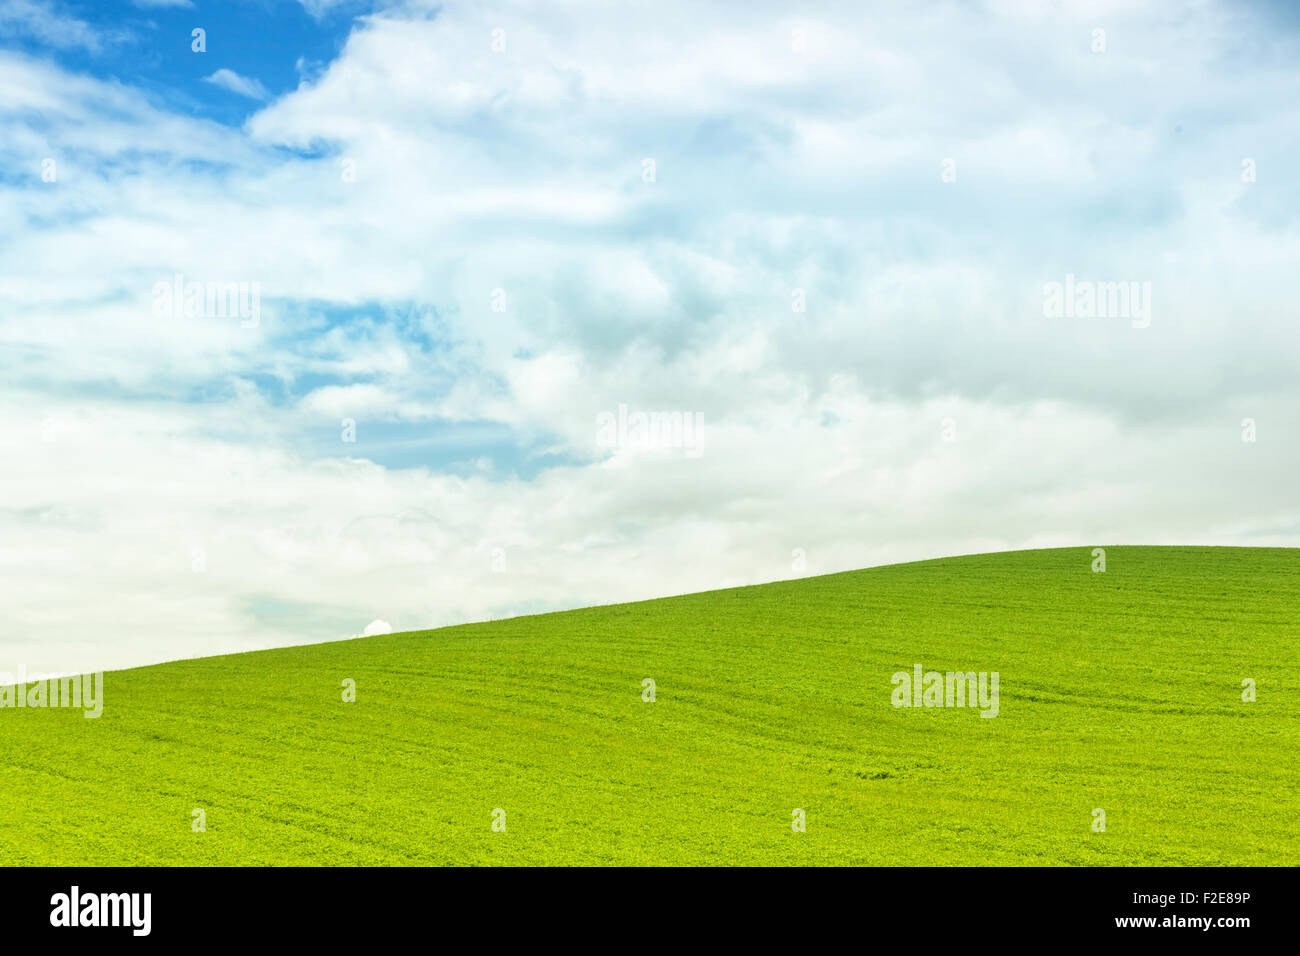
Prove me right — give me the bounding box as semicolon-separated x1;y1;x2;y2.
1;545;1296;865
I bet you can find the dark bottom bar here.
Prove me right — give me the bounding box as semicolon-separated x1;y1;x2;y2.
1;865;1290;942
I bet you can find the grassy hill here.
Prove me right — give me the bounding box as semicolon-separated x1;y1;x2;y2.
1;545;1296;865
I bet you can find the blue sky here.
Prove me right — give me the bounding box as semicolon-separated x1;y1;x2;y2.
2;0;1299;673
2;0;577;476
2;0;358;122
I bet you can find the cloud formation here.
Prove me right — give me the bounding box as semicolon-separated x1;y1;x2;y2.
2;0;1298;673
204;68;270;101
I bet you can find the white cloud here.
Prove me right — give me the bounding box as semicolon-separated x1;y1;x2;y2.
0;0;102;51
296;0;356;19
204;68;270;101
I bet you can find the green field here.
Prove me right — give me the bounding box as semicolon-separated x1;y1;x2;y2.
1;546;1296;865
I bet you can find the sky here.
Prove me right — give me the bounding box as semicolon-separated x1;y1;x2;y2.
2;0;1298;675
